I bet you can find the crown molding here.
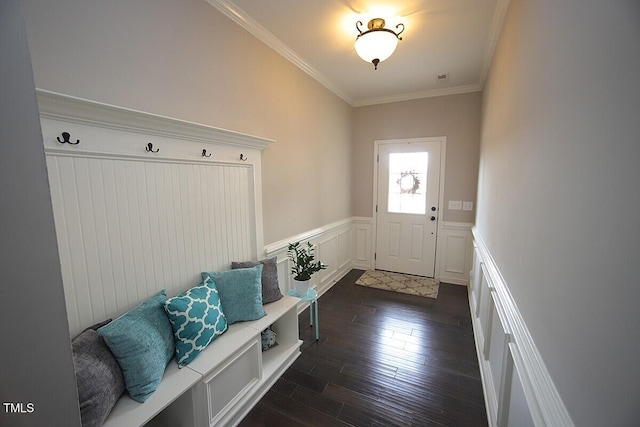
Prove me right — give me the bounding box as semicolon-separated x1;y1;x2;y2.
207;0;354;106
479;0;511;88
207;0;506;107
352;83;482;107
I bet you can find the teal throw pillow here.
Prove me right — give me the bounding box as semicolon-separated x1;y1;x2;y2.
201;265;266;324
164;278;228;367
232;257;283;304
97;290;175;403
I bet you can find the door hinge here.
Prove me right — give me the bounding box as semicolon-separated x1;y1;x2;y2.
376;205;378;213
374;252;377;260
377;154;379;162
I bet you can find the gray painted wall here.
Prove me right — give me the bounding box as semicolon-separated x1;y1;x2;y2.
21;0;352;246
0;0;81;425
477;1;640;425
23;0;637;425
352;92;481;222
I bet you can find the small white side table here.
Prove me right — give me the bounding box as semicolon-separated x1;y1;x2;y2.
287;288;319;341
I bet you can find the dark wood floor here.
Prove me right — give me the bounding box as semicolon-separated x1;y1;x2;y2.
239;269;488;427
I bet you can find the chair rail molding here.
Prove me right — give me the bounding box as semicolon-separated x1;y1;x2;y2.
264;218;353;305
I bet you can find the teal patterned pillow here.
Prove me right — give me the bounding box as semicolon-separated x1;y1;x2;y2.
164;278;228;367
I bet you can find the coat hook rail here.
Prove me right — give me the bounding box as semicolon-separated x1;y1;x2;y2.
57;132;80;145
239;154;247;161
202;149;212;158
145;143;159;153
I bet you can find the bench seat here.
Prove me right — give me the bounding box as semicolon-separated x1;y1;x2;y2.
103;295;301;427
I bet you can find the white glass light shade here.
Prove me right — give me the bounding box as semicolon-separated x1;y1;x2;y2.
354;30;399;64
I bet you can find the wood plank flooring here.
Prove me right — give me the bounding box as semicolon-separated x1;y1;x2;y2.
239;269;488;427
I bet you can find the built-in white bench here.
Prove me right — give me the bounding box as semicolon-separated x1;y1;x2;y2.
103;295;301;427
36;91;302;427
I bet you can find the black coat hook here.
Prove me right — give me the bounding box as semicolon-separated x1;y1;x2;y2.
57;132;80;145
239;154;247;161
202;149;212;158
145;143;159;153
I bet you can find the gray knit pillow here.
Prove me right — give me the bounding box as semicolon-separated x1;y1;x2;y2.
232;257;283;304
72;324;125;427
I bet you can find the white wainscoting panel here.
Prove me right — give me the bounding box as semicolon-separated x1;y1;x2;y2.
351;217;473;284
337;228;352;273
471;228;574;427
506;345;535;427
352;217;373;270
265;217;473;302
318;234;339;284
437;221;473;285
264;219;353;302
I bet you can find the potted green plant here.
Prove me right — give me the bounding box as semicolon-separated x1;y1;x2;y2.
287;241;327;296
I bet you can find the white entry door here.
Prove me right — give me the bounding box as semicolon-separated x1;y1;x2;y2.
375;139;442;277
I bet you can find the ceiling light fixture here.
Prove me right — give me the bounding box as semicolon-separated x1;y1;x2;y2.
354;18;405;70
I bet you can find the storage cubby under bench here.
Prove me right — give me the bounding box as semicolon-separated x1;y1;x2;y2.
103;295;301;427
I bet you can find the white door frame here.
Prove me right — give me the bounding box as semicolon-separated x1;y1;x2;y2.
372;136;447;278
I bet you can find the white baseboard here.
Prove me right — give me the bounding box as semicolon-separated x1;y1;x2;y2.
348;217;474;285
263;220;575;426
261;218;476;314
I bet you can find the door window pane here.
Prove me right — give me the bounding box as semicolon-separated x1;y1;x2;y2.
388;152;428;214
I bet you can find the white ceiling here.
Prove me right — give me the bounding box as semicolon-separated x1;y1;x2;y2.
207;0;509;107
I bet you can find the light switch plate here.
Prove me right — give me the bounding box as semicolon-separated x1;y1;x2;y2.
448;200;462;210
463;201;473;211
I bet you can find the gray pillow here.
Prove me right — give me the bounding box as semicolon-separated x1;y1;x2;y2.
72;325;125;427
232;257;283;304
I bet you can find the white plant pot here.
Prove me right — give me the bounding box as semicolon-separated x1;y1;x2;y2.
294;279;310;297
